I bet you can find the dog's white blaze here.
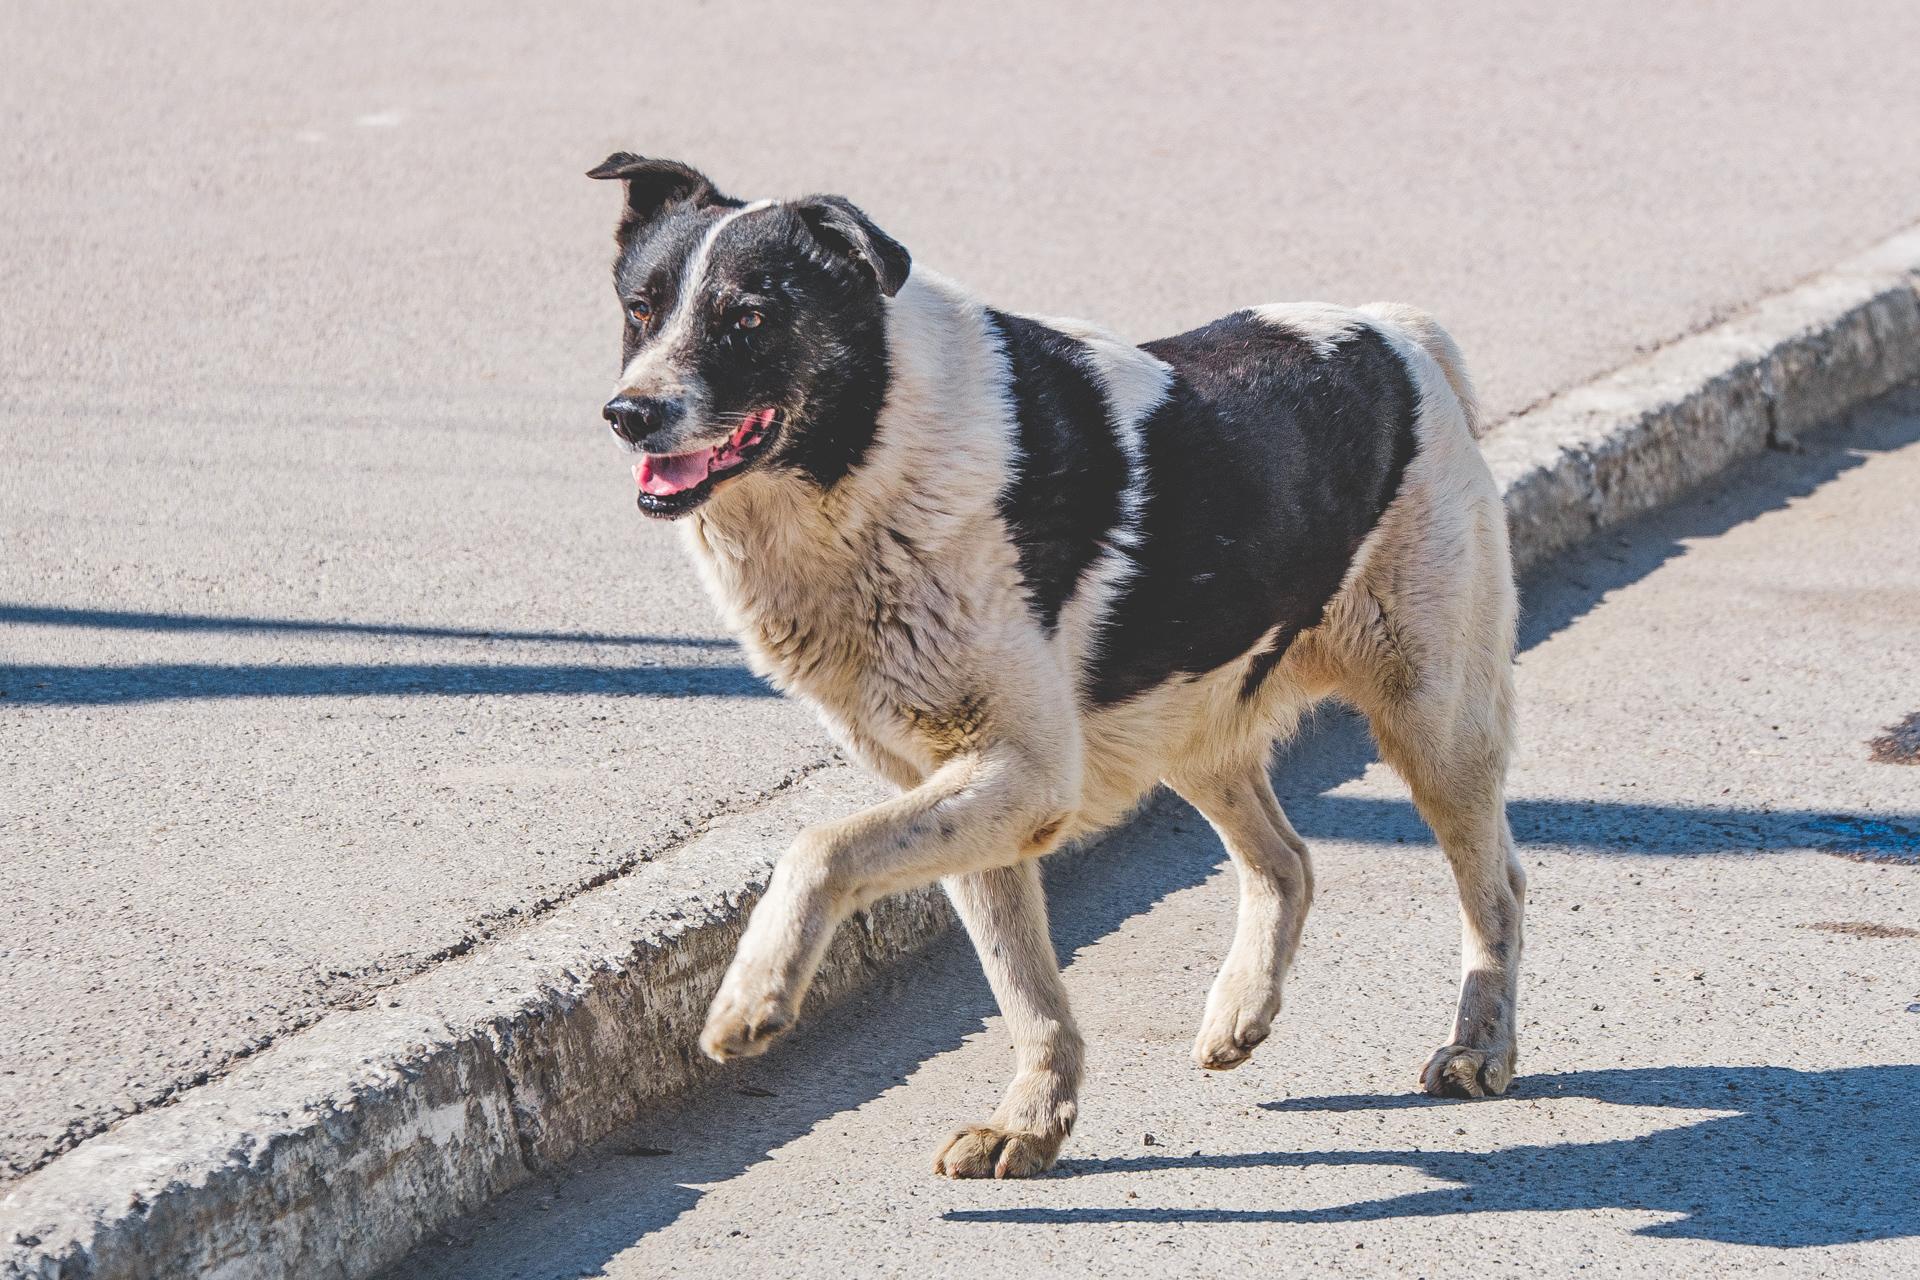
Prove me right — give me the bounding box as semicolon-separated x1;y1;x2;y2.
617;199;776;391
1251;301;1364;357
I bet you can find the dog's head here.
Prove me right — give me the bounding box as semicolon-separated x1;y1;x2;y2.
588;154;910;518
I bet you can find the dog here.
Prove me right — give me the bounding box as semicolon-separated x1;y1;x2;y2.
589;154;1524;1179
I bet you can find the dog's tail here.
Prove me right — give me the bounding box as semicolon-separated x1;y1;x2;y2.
1361;302;1485;440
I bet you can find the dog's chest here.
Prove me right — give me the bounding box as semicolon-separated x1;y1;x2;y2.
692;519;985;773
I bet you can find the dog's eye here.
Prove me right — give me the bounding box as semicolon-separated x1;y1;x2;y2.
627;300;653;326
735;310;763;331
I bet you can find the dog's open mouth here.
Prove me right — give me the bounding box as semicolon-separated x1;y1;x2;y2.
634;408;780;516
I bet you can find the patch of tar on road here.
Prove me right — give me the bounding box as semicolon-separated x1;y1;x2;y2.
1804;921;1920;940
1870;712;1920;765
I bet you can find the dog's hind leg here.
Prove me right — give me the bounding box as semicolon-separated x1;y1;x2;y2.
1167;762;1313;1071
1351;591;1525;1098
932;861;1083;1178
1375;692;1524;1097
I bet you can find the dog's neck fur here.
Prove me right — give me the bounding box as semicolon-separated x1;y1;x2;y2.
681;270;1024;766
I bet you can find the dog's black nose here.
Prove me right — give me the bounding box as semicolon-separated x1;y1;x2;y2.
603;396;684;447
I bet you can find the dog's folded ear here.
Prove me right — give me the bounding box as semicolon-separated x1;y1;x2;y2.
587;153;739;240
794;195;912;297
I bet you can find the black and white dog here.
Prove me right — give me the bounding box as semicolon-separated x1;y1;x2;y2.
591;155;1524;1178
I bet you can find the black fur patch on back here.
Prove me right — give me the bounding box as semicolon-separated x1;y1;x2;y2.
1085;313;1418;705
988;311;1130;633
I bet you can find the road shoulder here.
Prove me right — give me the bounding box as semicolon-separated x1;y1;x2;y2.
6;227;1919;1280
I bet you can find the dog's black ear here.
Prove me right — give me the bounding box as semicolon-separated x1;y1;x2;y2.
587;153;737;240
794;195;911;297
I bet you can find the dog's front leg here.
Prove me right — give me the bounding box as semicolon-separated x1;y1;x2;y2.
699;741;1075;1066
932;860;1081;1178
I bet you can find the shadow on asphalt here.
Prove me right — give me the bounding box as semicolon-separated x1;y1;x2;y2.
0;604;765;703
0;603;739;648
1292;793;1920;864
0;661;772;703
389;402;1920;1277
948;1065;1920;1246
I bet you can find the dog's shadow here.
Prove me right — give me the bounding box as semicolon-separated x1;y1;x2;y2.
953;1064;1920;1246
395;397;1920;1275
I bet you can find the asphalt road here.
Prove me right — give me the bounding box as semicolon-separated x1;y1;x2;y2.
393;392;1920;1278
6;0;1920;1188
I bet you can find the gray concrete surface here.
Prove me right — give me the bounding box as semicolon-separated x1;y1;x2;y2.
391;390;1920;1279
7;265;1914;1280
8;0;1920;1210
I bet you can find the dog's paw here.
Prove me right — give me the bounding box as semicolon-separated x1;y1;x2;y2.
932;1124;1063;1179
1420;1043;1514;1098
699;985;797;1062
933;1128;1067;1189
1191;1005;1274;1071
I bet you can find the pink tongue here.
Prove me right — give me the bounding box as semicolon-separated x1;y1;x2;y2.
635;449;712;496
632;409;777;496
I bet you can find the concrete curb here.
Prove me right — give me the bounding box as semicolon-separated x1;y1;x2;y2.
6;226;1919;1280
1485;227;1920;572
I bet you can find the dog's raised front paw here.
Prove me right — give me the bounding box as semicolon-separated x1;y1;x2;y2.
932;1124;1063;1179
699;984;797;1062
1420;1043;1514;1098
